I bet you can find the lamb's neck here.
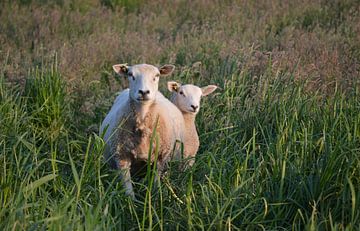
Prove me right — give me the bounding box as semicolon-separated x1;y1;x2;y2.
182;113;196;125
183;113;197;135
182;112;199;157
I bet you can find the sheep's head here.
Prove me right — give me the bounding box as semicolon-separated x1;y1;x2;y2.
167;82;217;114
113;63;175;104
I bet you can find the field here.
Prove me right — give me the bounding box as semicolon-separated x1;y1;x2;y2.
1;0;360;230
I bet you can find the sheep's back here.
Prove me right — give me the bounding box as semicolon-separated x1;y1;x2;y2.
155;92;185;141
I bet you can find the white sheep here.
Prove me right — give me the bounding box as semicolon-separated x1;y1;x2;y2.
167;81;217;167
100;64;185;198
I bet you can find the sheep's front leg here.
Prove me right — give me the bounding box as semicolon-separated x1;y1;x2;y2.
117;158;135;199
184;155;195;169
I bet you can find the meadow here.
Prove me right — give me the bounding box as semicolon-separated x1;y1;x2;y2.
1;0;360;230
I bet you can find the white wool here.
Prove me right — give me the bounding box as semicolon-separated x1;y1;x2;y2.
100;63;184;198
100;89;130;143
167;82;217;167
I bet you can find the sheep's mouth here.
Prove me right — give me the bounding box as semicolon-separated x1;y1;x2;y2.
187;108;198;114
136;97;151;102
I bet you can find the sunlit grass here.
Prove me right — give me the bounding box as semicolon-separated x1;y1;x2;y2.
1;57;359;230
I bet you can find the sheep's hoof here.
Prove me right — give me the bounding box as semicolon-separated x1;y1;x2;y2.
125;189;136;200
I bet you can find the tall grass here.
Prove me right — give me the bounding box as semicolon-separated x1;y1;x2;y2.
1;57;359;230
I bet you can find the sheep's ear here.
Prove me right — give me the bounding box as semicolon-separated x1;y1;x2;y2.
201;85;217;96
159;64;175;76
167;81;181;92
113;64;128;75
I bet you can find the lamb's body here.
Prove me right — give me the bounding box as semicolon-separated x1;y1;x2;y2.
168;82;217;167
100;63;184;198
101;90;184;174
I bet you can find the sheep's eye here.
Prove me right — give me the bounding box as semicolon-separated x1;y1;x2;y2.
128;73;135;80
179;91;185;96
153;74;160;81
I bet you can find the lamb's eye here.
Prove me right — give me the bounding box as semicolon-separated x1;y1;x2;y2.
153;74;160;81
179;91;185;96
128;73;135;80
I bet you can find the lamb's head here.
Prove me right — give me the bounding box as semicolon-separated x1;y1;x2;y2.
167;81;217;114
113;63;175;104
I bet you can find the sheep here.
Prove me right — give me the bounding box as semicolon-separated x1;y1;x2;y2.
100;63;185;198
167;81;217;167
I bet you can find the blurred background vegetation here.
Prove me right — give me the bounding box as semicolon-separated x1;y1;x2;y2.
1;0;359;113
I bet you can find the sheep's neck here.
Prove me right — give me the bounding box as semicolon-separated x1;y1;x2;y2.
183;113;197;137
128;99;156;160
130;100;152;122
182;113;196;125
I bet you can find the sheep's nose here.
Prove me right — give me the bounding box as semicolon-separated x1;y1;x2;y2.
138;90;150;96
191;105;198;111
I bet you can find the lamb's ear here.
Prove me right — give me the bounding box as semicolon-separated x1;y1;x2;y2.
201;85;218;96
167;81;181;92
113;64;128;75
159;64;175;76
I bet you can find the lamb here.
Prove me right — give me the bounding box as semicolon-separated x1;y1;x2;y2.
167;81;217;167
100;64;185;198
